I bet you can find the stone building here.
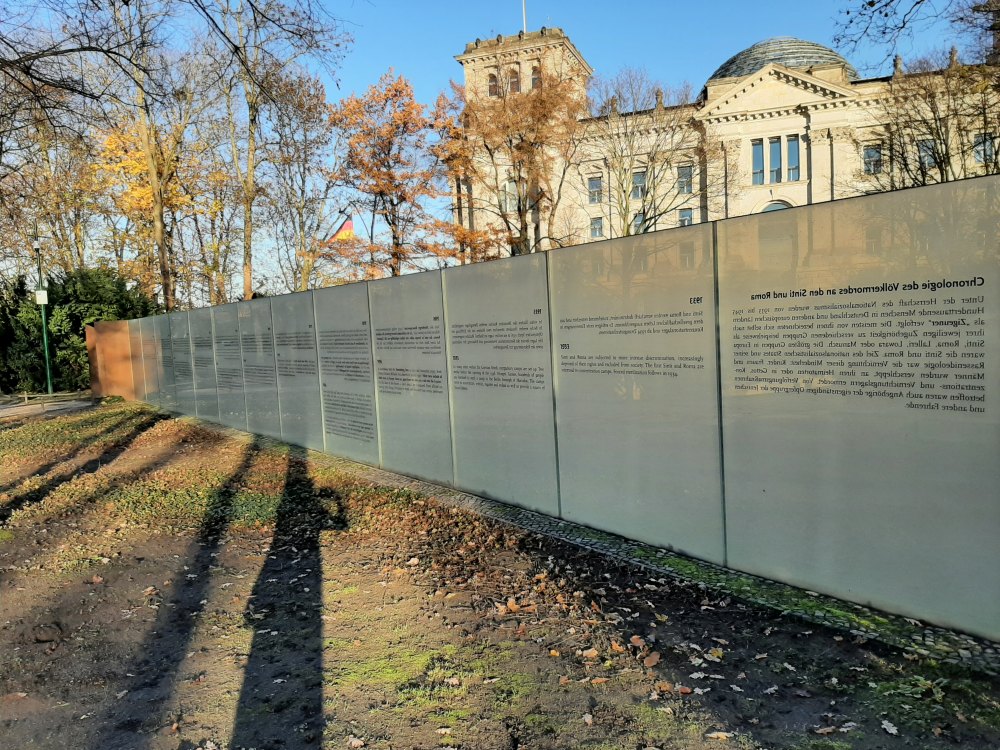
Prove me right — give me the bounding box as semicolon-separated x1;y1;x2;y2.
452;29;1000;254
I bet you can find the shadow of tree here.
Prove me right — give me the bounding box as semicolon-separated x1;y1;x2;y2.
0;410;166;523
229;444;345;750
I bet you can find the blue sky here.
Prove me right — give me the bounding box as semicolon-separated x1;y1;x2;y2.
330;0;957;104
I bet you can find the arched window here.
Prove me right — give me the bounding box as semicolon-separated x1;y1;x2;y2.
531;66;541;89
508;68;520;94
762;201;791;212
488;74;498;97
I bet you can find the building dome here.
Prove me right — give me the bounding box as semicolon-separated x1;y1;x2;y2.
708;37;859;82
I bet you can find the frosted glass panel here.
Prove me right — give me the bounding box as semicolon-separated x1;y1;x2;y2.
154;316;177;410
170;312;196;416
239;299;280;439
313;283;379;465
717;178;1000;639
140;317;160;406
189;308;219;421
368;272;453;484
443;255;558;513
212;303;246;430
272;292;323;451
549;225;725;563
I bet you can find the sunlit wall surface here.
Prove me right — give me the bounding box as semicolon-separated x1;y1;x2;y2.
716;178;999;638
121;177;999;640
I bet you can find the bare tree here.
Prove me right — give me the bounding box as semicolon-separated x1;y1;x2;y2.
856;51;1000;190
450;69;589;255
263;67;342;291
836;0;1000;63
585;69;718;239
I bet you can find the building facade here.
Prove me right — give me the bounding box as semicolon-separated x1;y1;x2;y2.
453;30;1000;255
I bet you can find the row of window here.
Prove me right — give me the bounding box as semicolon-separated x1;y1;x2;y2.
751;135;800;185
586;165;693;205
863;132;997;174
588;207;693;238
487;66;541;96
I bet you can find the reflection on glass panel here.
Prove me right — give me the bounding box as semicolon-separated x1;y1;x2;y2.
239;298;281;440
549;224;724;563
189;307;220;422
369;271;453;485
313;283;380;465
444;254;558;514
717;177;1000;639
272;292;324;451
213;303;246;430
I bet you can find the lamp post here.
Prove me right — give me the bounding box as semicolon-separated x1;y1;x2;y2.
33;233;54;395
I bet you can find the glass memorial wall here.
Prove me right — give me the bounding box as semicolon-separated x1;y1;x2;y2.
716;178;999;638
170;312;197;416
368;271;454;485
239;298;281;440
212;303;247;430
443;254;559;514
272;292;324;451
549;224;726;564
313;283;380;466
189;307;220;422
119;177;998;641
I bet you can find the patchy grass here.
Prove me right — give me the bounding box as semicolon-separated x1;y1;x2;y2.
0;403;997;750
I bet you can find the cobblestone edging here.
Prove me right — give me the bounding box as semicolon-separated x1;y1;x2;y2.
181;418;1000;676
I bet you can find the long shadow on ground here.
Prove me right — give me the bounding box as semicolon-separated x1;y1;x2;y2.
0;410;166;523
0;409;141;494
86;437;262;750
228;445;346;750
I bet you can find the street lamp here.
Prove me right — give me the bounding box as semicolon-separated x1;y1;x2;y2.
32;232;54;395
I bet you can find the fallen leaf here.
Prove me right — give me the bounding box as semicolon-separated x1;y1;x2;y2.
558;675;570;686
590;677;609;684
610;640;626;654
678;686;693;695
705;731;732;740
643;651;661;668
506;598;520;613
406;557;419;566
655;681;673;693
881;719;899;736
582;647;599;659
630;635;646;648
90;575;105;585
348;736;366;749
582;713;594;726
814;727;836;735
549;649;561;657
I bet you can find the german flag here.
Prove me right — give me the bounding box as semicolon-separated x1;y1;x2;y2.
331;216;354;241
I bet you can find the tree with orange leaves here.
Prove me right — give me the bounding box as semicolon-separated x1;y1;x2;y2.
329;72;455;277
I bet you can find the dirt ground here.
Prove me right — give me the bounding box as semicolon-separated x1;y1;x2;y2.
1;403;998;750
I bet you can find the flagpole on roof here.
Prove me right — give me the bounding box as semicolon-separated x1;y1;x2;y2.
522;0;527;33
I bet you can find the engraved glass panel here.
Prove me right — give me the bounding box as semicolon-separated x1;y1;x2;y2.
368;272;453;484
443;255;558;513
313;283;379;465
717;177;1000;639
549;224;725;563
272;292;323;451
